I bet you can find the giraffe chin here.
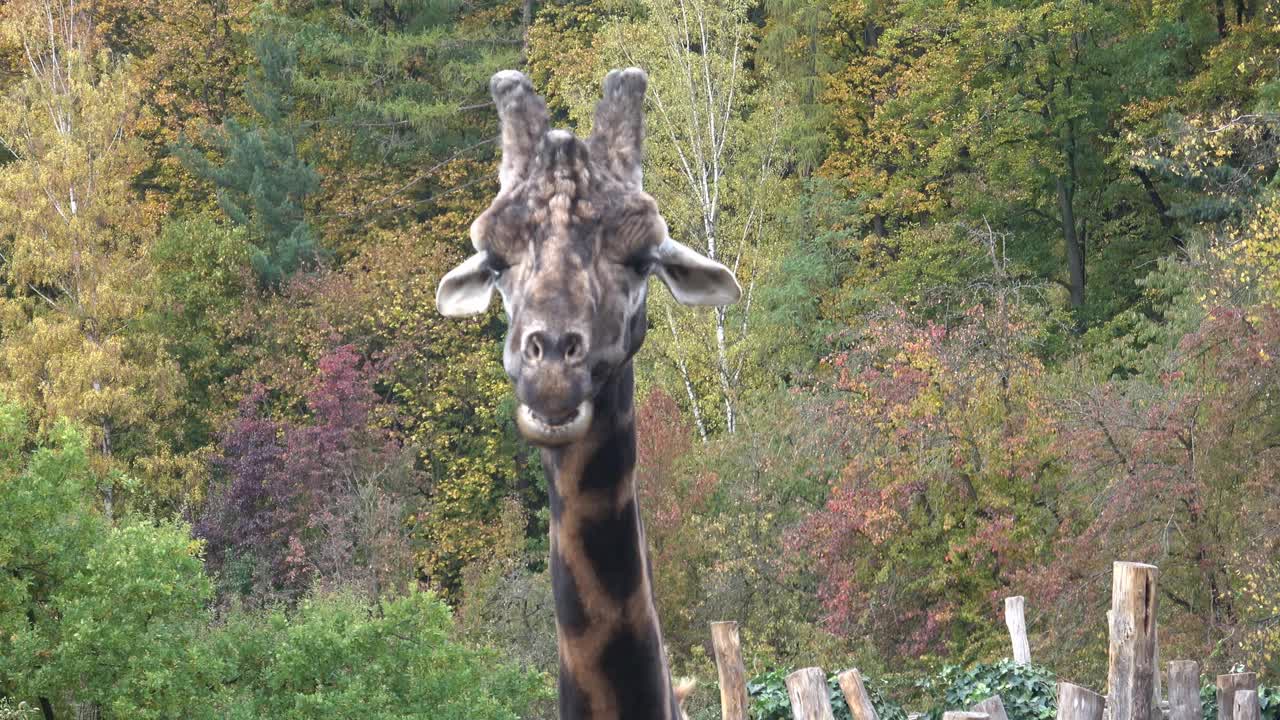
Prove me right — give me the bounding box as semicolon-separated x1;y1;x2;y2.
516;401;593;446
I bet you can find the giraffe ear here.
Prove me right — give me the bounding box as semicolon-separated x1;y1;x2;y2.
436;251;496;317
652;237;742;307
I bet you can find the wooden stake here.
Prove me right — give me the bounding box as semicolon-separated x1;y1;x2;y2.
837;668;881;720
1108;562;1160;720
1167;661;1200;720
972;696;1011;720
786;667;835;720
710;621;749;720
1153;625;1162;710
1058;682;1105;720
1005;596;1031;664
1216;674;1257;720
1234;690;1261;720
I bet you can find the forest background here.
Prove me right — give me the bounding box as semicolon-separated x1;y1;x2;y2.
0;0;1278;718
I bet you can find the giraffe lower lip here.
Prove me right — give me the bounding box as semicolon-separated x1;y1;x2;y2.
516;401;593;445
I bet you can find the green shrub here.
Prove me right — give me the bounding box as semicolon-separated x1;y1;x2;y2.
748;668;908;720
0;700;36;720
202;589;552;720
918;660;1057;720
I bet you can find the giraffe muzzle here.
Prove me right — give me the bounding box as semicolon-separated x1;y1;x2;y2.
516;400;594;446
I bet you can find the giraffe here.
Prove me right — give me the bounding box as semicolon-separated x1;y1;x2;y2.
435;68;741;720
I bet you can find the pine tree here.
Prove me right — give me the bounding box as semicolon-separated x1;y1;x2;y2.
178;30;321;289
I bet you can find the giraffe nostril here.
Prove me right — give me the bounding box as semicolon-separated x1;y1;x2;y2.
524;331;546;362
563;332;586;364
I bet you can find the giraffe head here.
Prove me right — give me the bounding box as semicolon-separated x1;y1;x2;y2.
436;68;740;446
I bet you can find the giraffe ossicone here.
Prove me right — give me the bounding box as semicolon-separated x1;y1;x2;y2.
436;68;740;719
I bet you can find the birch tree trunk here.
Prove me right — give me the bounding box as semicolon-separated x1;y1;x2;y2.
604;0;789;437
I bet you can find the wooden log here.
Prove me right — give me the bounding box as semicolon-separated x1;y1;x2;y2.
1167;661;1200;720
1005;596;1031;664
1234;690;1261;720
786;667;835;720
1216;674;1257;720
837;668;880;720
711;621;749;720
972;696;1011;720
1058;682;1105;720
1108;562;1160;720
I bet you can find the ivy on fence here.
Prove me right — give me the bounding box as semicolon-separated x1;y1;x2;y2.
747;660;1278;720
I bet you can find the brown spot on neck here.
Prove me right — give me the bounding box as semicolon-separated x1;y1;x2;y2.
543;364;675;720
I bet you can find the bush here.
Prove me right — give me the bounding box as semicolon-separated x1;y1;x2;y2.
917;660;1057;720
0;700;35;720
748;668;908;720
202;589;552;720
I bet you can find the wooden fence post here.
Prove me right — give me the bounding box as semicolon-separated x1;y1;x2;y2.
972;696;1011;720
1005;596;1031;664
1153;626;1162;711
837;668;880;720
711;621;749;720
1234;690;1261;720
786;667;835;720
1108;562;1160;720
1216;674;1257;720
1058;682;1105;720
1167;661;1199;720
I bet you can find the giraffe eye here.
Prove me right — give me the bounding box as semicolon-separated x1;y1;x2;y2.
486;256;509;279
624;255;652;275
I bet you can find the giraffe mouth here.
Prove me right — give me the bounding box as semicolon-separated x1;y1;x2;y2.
516;401;593;446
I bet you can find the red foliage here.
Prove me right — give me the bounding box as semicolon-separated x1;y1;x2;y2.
197;345;416;603
635;387;709;555
1016;305;1280;667
790;305;1057;661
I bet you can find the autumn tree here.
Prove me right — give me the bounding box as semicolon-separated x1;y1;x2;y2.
173;0;535;595
198;345;417;605
818;0;1227;326
1018;165;1280;678
636;387;845;674
0;0;181;514
793;282;1061;666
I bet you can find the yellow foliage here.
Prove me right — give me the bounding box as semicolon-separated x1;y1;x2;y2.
0;0;183;506
1214;192;1280;307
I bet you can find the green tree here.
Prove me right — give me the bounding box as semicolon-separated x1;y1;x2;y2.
144;214;254;455
0;403;212;720
258;0;525;259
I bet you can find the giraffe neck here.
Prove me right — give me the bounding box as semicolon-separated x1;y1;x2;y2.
542;362;678;720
